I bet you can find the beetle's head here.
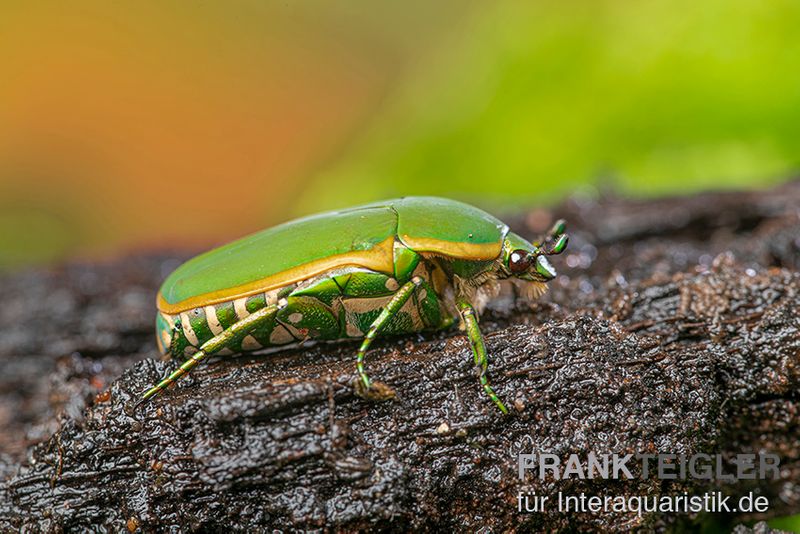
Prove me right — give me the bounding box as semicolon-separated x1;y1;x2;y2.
501;220;568;283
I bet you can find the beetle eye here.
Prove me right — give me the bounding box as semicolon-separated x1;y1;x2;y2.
508;249;532;274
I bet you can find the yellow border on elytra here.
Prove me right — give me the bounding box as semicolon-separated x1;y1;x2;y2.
399;234;502;261
157;236;397;314
157;232;505;314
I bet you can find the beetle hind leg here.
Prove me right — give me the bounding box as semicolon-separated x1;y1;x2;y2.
137;303;279;407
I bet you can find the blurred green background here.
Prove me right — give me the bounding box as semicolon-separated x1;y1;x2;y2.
1;0;799;271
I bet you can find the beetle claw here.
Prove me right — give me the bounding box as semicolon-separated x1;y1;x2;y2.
353;378;396;402
548;218;567;239
538;219;568;256
545;234;569;255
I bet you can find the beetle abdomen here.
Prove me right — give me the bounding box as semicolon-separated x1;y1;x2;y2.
157;266;451;359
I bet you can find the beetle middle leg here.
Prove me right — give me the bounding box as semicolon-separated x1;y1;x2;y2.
138;303;280;406
353;276;430;401
456;299;509;414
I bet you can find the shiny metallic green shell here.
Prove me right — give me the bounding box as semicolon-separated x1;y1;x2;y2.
158;197;508;314
143;196;566;414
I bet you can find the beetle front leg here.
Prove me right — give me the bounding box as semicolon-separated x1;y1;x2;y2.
137;303;279;407
456;299;509;414
354;276;428;402
536;218;568;256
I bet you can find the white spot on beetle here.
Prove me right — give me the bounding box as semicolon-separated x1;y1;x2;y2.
264;290;280;306
161;312;175;330
234;298;250;320
385;278;399;291
241;335;261;351
346;322;363;337
159;331;170;353
205;306;223;335
179;312;199;346
342;296;390;314
288;312;303;324
270;326;294;345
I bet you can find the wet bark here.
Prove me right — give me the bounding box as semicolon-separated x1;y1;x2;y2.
1;181;799;532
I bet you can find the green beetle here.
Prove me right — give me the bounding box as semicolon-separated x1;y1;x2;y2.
141;197;567;413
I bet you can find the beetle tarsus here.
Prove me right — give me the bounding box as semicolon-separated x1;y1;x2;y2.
353;378;396;402
537;219;568;256
458;299;510;414
131;375;173;412
548;218;567;239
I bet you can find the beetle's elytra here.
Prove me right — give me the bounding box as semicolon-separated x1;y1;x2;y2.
141;197;568;413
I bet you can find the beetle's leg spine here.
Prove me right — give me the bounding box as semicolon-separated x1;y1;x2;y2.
457;300;509;414
139;303;279;405
356;276;425;391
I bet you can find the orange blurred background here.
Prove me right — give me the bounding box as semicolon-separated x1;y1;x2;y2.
3;1;800;268
0;2;469;265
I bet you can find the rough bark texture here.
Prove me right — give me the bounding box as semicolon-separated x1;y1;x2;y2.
1;182;799;532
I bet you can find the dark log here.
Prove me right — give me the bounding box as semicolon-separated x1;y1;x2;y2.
1;181;799;532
